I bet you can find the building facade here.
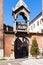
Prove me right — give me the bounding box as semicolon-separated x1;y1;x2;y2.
0;0;43;59
29;12;43;33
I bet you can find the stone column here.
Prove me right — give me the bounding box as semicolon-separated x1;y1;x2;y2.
29;39;32;58
13;15;16;32
27;37;31;58
10;36;17;59
27;16;29;33
29;45;31;58
14;36;17;59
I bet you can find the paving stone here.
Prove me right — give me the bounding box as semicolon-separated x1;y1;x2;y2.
0;59;43;65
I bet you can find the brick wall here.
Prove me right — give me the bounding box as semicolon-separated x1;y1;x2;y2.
4;34;16;57
30;35;43;49
4;33;43;57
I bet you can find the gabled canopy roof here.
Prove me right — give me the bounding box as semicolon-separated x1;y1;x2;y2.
13;0;30;12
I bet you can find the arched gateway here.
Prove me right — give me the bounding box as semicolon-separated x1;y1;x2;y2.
4;0;43;59
12;0;30;58
14;37;29;58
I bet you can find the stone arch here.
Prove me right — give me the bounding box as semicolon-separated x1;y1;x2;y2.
14;38;23;58
16;11;27;21
14;37;29;59
10;36;30;58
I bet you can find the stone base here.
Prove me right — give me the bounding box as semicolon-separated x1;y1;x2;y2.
0;49;3;58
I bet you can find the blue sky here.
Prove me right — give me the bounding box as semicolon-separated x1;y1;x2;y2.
4;0;42;27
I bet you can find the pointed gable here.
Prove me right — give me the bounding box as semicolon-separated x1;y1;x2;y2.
13;0;30;12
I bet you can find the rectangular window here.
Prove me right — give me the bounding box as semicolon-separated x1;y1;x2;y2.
40;20;42;24
41;29;43;33
31;26;32;30
34;24;35;28
37;21;39;26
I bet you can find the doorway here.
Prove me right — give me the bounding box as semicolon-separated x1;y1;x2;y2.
14;38;29;59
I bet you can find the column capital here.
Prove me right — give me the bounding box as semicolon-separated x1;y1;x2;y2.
27;16;29;21
13;14;17;20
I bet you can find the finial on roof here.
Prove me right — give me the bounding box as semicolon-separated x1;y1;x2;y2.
19;0;22;0
19;0;23;1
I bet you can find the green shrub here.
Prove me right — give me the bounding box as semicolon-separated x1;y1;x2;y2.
30;38;39;56
0;58;6;60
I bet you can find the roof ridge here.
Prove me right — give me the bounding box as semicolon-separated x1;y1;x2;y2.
29;12;42;25
13;0;29;11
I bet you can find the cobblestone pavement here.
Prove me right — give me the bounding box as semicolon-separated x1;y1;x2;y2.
0;60;21;65
20;59;43;65
0;58;43;65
